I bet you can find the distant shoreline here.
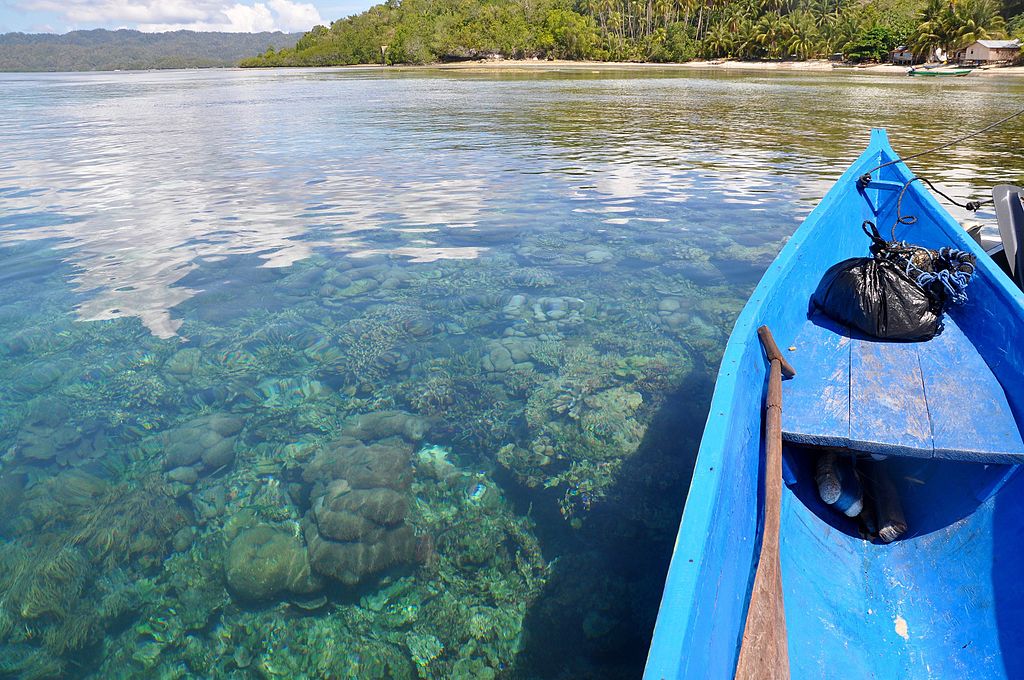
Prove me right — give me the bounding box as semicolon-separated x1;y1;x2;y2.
307;58;1024;78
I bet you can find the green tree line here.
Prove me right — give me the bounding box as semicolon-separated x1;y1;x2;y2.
0;29;301;72
241;0;1022;66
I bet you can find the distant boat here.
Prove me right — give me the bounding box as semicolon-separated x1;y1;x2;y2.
645;129;1024;679
908;67;971;76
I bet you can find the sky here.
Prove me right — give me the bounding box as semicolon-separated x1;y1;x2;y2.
0;0;374;33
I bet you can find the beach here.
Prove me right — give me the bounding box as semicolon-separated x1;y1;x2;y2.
388;58;1024;77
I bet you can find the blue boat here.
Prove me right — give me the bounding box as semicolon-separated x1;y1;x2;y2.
645;129;1024;679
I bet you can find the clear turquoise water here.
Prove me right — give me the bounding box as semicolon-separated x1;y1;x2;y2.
0;67;1022;679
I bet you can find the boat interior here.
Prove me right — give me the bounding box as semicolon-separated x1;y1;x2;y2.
643;130;1024;680
773;161;1024;676
777;307;1024;677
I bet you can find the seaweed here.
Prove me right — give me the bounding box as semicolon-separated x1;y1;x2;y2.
72;472;190;570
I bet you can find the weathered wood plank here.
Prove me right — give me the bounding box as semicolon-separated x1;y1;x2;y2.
781;316;850;448
850;339;933;457
919;319;1024;461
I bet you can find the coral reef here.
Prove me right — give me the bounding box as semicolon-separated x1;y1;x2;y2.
160;413;243;473
9;398;102;466
342;410;430;443
72;473;191;569
302;435;417;585
224;524;320;600
0;172;758;679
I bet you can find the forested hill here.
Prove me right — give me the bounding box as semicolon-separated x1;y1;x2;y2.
241;0;1024;67
0;30;302;72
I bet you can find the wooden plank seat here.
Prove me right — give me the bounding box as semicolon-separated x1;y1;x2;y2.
781;313;1024;462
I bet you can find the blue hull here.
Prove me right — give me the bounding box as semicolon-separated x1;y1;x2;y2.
645;129;1024;679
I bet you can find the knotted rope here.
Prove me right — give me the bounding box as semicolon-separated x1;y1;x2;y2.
861;220;976;305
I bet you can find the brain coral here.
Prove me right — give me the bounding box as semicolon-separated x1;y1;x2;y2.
302;436;416;586
225;525;320;600
161;414;243;472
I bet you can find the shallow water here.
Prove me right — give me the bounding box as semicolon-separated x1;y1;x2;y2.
0;67;1022;679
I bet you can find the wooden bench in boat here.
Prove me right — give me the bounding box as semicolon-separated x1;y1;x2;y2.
781;314;1024;462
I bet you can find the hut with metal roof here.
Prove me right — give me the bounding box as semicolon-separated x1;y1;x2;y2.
961;39;1021;65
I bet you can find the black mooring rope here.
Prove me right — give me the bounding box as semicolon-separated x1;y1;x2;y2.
890;176;992;238
857;106;1024;212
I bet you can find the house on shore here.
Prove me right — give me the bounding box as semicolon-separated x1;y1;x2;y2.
960;39;1021;65
890;46;918;65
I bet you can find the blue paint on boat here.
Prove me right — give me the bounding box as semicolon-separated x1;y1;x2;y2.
645;129;1024;680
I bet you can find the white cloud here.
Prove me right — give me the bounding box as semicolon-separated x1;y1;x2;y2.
267;0;321;30
19;0;323;32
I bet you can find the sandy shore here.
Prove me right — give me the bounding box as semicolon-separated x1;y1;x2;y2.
395;58;1024;77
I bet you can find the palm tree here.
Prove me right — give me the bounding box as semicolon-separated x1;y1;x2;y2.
952;0;1006;49
913;0;1005;57
735;18;760;58
755;11;785;58
822;8;861;55
704;22;735;56
782;10;822;58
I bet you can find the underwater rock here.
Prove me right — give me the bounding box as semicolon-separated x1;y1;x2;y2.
484;343;513;372
289;594;329;611
480;338;535;374
303;437;413;493
172;527;195;553
341;411;429;443
375;349;411;374
508;268;556;288
12;360;68;396
161;414;243;472
279;266;324;294
656;297;695;330
313;486;407;542
529;296;586;323
15;424;78;462
0;326;54;357
302;437;416;586
402;316;434;338
305;521;416;586
502;295;527;316
584;249;613;264
12;399;100;465
191;484;227;522
658;298;681;313
167;466;198;485
225;525;320;601
255;376;331;408
163;348;201;384
335;277;378;298
451;657;497;680
415;445;460;482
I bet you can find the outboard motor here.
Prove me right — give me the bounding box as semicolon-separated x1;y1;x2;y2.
993;185;1024;291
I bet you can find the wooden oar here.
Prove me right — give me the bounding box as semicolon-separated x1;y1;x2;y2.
734;325;795;680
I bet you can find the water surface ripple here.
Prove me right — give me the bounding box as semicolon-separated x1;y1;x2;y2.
0;68;1021;679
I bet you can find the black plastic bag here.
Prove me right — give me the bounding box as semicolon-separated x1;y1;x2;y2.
813;256;940;340
811;221;976;341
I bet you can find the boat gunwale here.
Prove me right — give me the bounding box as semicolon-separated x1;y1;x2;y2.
646;127;1024;679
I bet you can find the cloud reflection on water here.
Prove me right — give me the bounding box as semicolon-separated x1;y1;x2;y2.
0;68;1021;337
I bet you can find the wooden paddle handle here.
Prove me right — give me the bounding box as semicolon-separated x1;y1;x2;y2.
758;325;796;378
735;325;791;680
